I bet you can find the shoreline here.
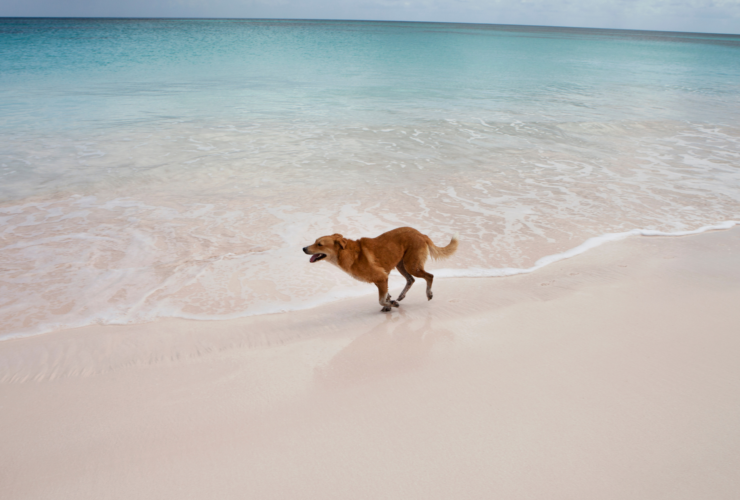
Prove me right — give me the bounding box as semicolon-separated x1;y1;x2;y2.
2;220;739;342
1;227;739;498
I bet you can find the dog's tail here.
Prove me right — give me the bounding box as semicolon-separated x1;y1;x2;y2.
427;233;459;260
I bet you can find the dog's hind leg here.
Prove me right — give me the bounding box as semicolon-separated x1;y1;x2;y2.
414;269;434;301
403;253;435;300
375;278;400;312
395;260;415;301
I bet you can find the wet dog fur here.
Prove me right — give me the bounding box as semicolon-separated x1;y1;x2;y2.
303;227;458;312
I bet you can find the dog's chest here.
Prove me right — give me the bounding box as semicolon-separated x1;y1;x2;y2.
331;259;373;283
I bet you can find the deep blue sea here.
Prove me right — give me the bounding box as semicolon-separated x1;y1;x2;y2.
1;18;740;338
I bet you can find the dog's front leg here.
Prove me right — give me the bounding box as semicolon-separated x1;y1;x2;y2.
375;279;399;312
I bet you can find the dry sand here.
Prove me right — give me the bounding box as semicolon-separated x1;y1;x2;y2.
1;228;739;499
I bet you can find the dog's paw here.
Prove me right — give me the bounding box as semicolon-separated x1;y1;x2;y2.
397;294;406;302
426;290;433;301
381;306;392;312
390;300;400;308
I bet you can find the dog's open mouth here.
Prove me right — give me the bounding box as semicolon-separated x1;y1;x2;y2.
310;253;326;263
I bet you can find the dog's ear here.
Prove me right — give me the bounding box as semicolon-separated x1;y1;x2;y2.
332;234;347;249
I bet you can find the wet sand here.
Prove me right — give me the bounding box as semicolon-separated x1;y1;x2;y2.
2;227;739;499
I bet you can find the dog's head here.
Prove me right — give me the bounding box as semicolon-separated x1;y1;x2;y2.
303;234;347;263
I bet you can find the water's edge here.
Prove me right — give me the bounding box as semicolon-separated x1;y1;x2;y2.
435;221;740;277
3;221;736;342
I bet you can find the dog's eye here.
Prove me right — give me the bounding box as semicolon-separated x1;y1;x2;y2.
317;243;322;247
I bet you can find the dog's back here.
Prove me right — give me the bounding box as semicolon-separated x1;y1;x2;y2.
362;227;457;273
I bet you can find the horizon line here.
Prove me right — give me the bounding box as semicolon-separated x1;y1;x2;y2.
1;16;739;37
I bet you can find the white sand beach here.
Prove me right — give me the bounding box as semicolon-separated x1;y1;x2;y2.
2;227;739;499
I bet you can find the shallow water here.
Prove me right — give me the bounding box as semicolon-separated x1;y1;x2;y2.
1;19;740;338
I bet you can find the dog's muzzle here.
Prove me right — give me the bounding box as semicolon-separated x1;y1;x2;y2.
303;246;326;263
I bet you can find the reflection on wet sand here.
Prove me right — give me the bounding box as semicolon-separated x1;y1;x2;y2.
315;311;454;386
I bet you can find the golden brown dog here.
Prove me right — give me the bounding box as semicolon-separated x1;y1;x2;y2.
303;227;458;312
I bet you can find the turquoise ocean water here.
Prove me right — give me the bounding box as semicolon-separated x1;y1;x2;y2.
1;18;740;338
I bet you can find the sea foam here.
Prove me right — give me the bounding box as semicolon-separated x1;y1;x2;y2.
434;221;740;278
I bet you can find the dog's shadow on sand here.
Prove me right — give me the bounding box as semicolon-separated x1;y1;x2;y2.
314;311;454;386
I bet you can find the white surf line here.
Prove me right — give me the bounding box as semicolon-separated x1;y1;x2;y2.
2;221;738;342
434;221;740;279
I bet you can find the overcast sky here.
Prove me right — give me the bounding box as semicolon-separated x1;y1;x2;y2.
2;0;739;34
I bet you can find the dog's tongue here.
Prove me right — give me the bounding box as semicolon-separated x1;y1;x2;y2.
310;254;321;263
